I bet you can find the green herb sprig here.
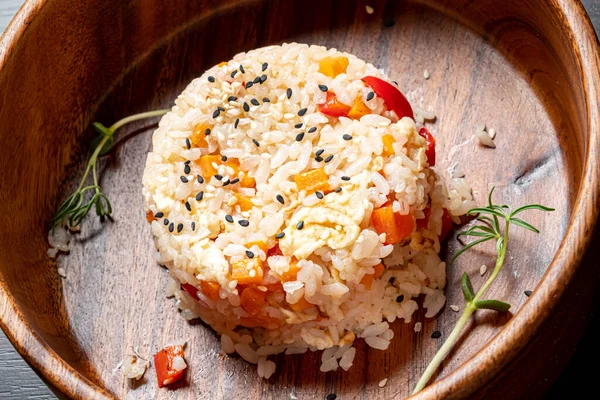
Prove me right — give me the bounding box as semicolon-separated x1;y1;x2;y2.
50;110;169;232
412;187;554;394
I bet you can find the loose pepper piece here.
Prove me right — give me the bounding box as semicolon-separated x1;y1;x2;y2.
418;127;436;166
319;92;351;118
294;167;331;194
154;344;186;388
361;76;414;120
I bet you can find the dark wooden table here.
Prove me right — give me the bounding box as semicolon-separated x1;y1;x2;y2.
0;1;598;398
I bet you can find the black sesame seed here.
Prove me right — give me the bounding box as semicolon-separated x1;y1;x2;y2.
343;134;353;141
308;127;317;133
262;62;268;71
335;187;342;193
205;128;211;135
185;160;191;165
228;95;238;102
275;232;285;239
315;191;323;199
243;102;250;112
245;81;254;89
315;156;324;162
180;176;189;183
177;223;184;233
296;221;304;230
341;176;351;181
295;123;303;129
252;138;260;147
396;295;404;303
253;76;261;84
222;179;230;187
230;178;240;184
525;290;533;297
366;91;375;101
185;201;191;211
251;98;260;106
263;97;271;103
163;219;169;225
191;222;196;231
218;106;225;112
295;132;305;142
298;108;307;116
185;138;191;149
231;70;238;78
197;175;204;184
208;76;215;82
214;174;223;181
326;394;337;400
239;219;250;227
318;84;328;92
315;149;325;156
431;331;442;339
324;155;334;163
168;222;174;232
389;277;395;284
245;250;254;258
392;80;398;86
225;214;234;223
221;155;228;162
184;164;191;174
196;191;204;201
286;88;292;99
239;64;245;73
155;212;164;218
276;194;285;204
260;74;267;84
212;109;220;118
234;118;240;128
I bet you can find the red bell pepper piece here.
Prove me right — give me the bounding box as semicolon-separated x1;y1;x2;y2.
418;127;436;166
181;284;199;300
417;206;431;230
267;244;283;257
361;76;414;120
154;344;186;388
319;91;351;117
440;209;453;241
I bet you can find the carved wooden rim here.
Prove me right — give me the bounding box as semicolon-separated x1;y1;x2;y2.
0;1;598;399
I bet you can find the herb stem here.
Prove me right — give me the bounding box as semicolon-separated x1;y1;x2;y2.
109;109;170;132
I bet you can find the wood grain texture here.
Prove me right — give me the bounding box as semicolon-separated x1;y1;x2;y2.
0;0;599;399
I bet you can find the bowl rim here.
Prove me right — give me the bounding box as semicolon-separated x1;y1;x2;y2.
0;0;599;399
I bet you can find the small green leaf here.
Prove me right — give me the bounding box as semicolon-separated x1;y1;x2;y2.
461;272;475;302
90;134;114;155
510;217;540;233
451;236;494;263
92;122;110;135
511;204;555;216
474;299;511;312
466;207;507;219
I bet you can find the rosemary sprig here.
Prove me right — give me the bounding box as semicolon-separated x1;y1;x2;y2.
50;110;169;232
412;187;554;394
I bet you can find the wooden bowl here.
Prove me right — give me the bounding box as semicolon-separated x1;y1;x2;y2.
1;0;599;399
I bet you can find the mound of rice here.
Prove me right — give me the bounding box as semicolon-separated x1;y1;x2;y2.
142;43;474;378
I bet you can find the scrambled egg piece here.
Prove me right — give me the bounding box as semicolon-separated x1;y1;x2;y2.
279;190;367;259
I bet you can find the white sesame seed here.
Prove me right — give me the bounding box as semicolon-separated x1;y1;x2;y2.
366;5;374;14
57;268;66;278
378;378;388;387
423;69;430;79
480;264;488;276
450;305;460;312
488;128;496;139
414;322;422;333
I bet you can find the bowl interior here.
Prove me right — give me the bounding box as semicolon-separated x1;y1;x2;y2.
0;0;589;399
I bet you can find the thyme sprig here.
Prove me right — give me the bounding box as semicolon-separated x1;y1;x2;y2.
50;110;169;232
412;187;554;394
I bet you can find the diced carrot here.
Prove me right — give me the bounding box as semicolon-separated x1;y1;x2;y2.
230;258;264;285
348;96;370;119
154;345;186;388
289;296;315;312
294;167;330;194
240;286;267;317
196;155;220;177
360;263;385;290
240;174;256;188
245;241;268;254
381;134;395;157
146;210;157;223
371;206;402;244
267;244;283;257
217;61;228;67
190;123;210;148
280;259;300;282
225;159;256;188
319;56;349;77
373;263;385;279
263;282;284;292
234;192;254;212
200;280;220;301
394;212;416;241
319;91;351;118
